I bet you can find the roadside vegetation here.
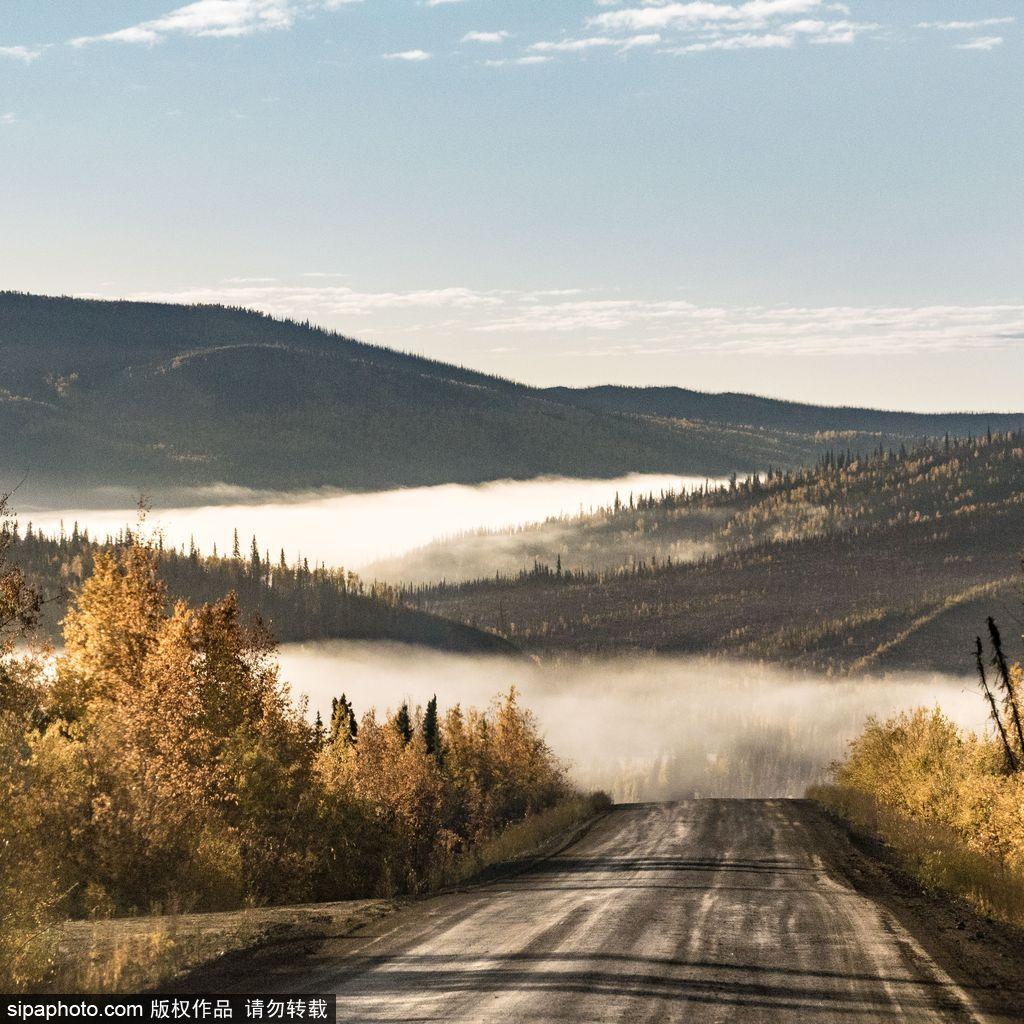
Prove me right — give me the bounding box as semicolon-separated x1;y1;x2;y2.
0;499;593;992
812;620;1024;928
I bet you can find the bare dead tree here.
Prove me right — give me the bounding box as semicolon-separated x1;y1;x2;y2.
988;617;1024;759
976;636;1017;773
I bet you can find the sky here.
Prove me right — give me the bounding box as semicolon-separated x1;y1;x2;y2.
1;0;1022;411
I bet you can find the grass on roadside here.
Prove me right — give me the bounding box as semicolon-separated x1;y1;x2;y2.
811;784;1024;930
439;791;612;888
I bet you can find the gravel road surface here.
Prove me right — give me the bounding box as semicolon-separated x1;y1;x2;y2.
177;800;1024;1022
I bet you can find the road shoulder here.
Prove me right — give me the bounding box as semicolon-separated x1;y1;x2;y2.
797;800;1024;1023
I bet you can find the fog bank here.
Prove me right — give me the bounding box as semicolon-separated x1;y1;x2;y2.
279;642;987;801
22;473;709;571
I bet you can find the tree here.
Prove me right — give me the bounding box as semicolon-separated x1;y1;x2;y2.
0;497;40;647
0;496;55;988
330;693;358;746
987;617;1024;757
393;702;413;745
423;695;441;760
57;544;166;715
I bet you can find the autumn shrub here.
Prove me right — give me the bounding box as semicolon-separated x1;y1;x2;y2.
313;689;572;896
812;706;1024;927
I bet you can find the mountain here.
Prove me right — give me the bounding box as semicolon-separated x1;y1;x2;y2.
410;435;1024;674
544;385;1024;437
4;291;1024;502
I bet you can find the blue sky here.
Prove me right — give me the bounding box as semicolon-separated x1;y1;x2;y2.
2;1;1022;410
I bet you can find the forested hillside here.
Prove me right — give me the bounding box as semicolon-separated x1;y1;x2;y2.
4;292;1022;501
411;435;1024;673
0;293;806;499
8;525;514;654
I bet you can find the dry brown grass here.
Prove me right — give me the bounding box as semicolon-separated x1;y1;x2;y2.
440;792;612;888
43;900;391;994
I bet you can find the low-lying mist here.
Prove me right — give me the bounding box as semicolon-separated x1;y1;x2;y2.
365;514;722;585
279;642;987;802
22;473;709;572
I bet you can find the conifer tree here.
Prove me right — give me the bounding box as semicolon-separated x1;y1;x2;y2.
330;693;358;746
393;702;413;745
423;695;441;760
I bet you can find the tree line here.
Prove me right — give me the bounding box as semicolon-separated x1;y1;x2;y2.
9;521;511;653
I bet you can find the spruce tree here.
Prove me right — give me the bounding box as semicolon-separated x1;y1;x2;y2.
330;693;358;746
393;702;413;745
423;694;441;760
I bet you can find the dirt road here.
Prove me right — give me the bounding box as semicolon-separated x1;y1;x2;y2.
179;801;1024;1021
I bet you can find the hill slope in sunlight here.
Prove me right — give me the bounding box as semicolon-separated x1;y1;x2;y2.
411;435;1024;673
4;292;1023;501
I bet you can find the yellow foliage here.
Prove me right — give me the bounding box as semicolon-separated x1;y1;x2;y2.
1;534;575;989
814;706;1024;926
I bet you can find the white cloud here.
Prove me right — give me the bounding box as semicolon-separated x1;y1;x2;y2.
70;0;299;47
530;36;619;53
0;45;43;63
0;113;17;125
424;0;467;6
484;55;552;67
741;0;823;17
549;0;877;58
383;49;432;61
590;4;746;33
124;283;504;316
590;0;824;32
667;32;795;52
954;35;1004;51
462;31;509;44
619;33;663;49
787;18;878;44
918;17;1014;31
108;280;1024;359
530;33;663;53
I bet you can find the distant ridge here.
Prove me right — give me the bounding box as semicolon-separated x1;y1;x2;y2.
544;385;1024;437
3;291;1022;501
